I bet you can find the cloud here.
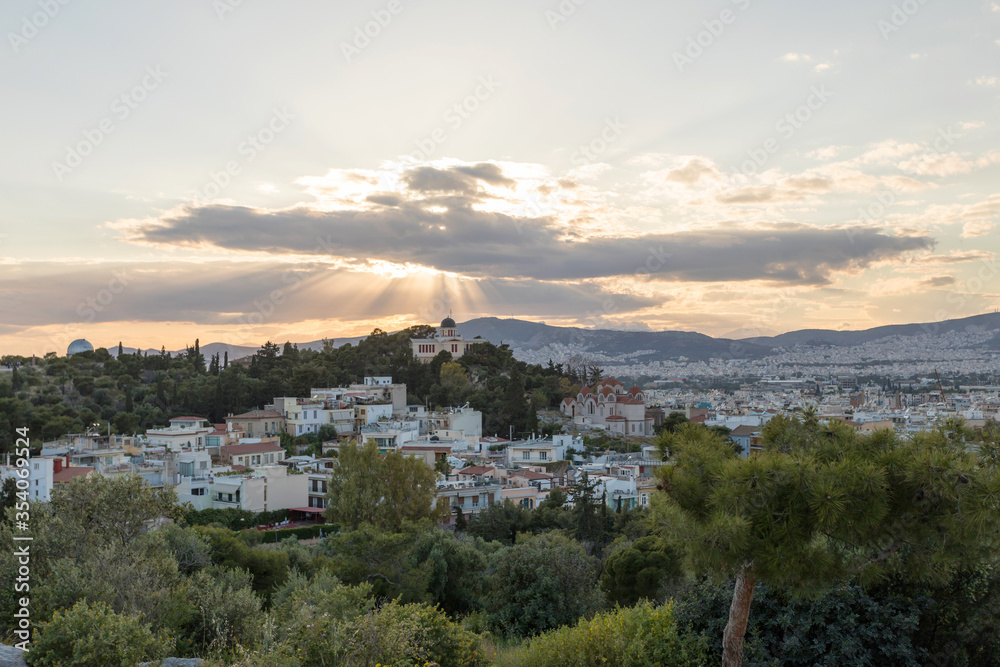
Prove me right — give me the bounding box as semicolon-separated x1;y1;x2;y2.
663;158;721;186
402;163;515;194
0;260;659;329
898;151;1000;176
127;197;933;287
972;75;999;87
962;220;995;237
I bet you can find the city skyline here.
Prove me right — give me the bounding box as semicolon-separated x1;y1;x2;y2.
2;0;999;356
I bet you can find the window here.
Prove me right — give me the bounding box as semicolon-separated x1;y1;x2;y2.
539;452;548;461
451;344;458;353
191;487;206;496
522;451;530;460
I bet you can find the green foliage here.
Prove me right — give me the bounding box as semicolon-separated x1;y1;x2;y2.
355;600;486;667
498;601;709;667
26;599;174;667
324;439;447;531
485;532;605;637
653;417;1000;663
257;523;333;543
600;535;682;606
466;500;533;545
185;566;266;651
195;525;290;597
674;578;926;667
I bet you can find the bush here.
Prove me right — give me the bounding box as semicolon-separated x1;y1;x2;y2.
485;532;604;637
186;567;266;651
500;601;708;667
27;599;173;667
346;600;486;667
256;524;333;543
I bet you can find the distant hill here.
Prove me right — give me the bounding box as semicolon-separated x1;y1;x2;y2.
107;312;1000;362
742;312;1000;348
457;317;773;361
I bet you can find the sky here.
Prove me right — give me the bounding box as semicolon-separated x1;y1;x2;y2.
1;0;999;356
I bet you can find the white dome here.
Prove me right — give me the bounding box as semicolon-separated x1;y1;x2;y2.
67;339;94;355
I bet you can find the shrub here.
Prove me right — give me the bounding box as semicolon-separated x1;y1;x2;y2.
345;600;486;667
485;532;604;637
186;566;266;651
504;601;708;667
27;599;173;667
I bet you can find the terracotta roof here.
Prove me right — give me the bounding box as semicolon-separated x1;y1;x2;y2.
223;442;284;455
731;425;758;436
458;465;495;476
690;415;707;423
629;386;643;395
618;398;644;405
511;470;553;480
53;466;93;483
228;409;284;420
562;397;574;405
579;387;592;395
606;415;625;421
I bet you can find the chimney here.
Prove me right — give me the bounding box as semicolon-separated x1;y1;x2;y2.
53;458;63;474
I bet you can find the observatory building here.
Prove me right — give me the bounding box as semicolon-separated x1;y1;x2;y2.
67;339;94;356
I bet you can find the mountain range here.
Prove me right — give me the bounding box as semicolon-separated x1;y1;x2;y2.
113;312;1000;363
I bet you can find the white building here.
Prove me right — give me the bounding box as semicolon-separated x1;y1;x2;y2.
146;416;212;451
410;317;480;362
560;378;654;437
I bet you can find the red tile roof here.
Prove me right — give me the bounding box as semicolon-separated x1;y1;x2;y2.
511;470;553;480
223;442;284;455
458;465;495;476
53;466;93;483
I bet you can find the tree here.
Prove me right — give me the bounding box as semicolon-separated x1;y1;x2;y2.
324;440;447;531
29;600;174;667
485;532;604;636
652;418;1000;667
601;535;682;606
49;473;180;551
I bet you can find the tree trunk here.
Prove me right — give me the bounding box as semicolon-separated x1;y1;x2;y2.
722;565;756;667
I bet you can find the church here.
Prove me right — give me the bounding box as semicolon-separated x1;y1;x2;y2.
561;377;655;437
410;317;478;362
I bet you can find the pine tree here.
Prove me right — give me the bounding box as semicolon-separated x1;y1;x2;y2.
653;417;1000;667
11;366;22;392
223;350;228;369
117;342;123;357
